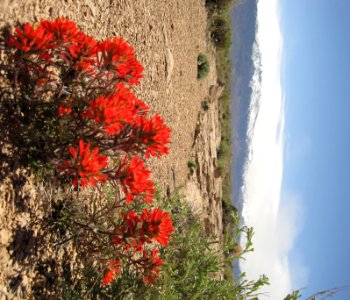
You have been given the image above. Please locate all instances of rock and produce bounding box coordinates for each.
[184,83,224,252]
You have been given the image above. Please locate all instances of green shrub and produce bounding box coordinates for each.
[211,16,231,49]
[197,53,210,80]
[60,190,270,299]
[205,0,237,9]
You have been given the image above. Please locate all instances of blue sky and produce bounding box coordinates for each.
[235,0,350,298]
[281,0,350,297]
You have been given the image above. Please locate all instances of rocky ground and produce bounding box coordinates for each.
[0,0,224,298]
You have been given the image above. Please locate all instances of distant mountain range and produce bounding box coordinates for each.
[230,0,261,213]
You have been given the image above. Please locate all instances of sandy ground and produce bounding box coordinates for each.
[0,0,217,188]
[0,0,223,298]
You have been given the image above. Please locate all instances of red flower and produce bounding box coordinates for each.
[141,208,174,246]
[82,86,142,135]
[102,260,122,286]
[116,156,155,204]
[112,209,174,251]
[115,83,149,115]
[40,18,81,42]
[58,103,72,116]
[6,23,54,56]
[60,139,108,188]
[67,33,98,71]
[124,210,141,236]
[97,38,143,85]
[7,18,99,70]
[142,248,163,285]
[112,211,143,252]
[41,18,98,70]
[128,115,171,158]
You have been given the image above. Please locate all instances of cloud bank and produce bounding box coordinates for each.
[239,0,307,298]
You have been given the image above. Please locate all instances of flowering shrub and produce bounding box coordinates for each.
[3,18,173,287]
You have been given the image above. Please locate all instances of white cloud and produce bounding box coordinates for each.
[240,193,306,299]
[289,249,310,291]
[238,0,308,298]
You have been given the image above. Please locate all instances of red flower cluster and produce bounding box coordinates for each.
[7,17,142,81]
[98,38,143,85]
[59,139,108,188]
[113,208,174,249]
[5,18,173,288]
[6,23,54,53]
[116,156,155,204]
[142,248,163,284]
[58,103,72,116]
[104,209,173,285]
[131,115,171,158]
[141,208,174,246]
[9,19,173,189]
[102,260,123,286]
[82,84,140,135]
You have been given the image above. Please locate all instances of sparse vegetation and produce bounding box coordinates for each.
[187,160,197,174]
[207,0,234,206]
[201,99,210,111]
[197,53,210,80]
[207,0,235,278]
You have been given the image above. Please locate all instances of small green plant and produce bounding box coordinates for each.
[197,53,210,79]
[201,99,210,111]
[187,160,197,174]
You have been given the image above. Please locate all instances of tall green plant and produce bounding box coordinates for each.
[60,190,271,299]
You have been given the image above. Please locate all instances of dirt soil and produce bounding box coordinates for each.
[0,0,224,298]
